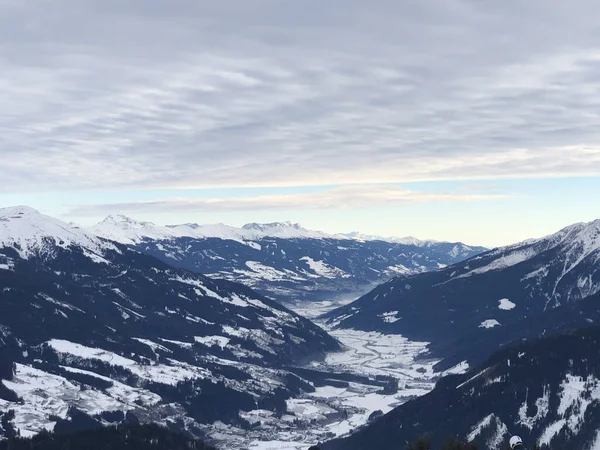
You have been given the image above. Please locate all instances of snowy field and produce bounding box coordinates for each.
[207,300,458,450]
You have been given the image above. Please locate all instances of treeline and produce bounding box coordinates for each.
[407,437,543,450]
[0,423,216,450]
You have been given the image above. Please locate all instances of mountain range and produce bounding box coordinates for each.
[325,219,600,370]
[0,206,339,438]
[91,215,486,304]
[4,204,600,450]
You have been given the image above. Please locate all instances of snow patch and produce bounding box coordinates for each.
[479,319,501,329]
[378,311,401,323]
[194,335,231,349]
[300,256,349,279]
[518,386,550,429]
[498,298,516,310]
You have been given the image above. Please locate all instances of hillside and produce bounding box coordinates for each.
[323,323,600,450]
[92,215,485,303]
[0,206,340,438]
[0,423,216,450]
[326,219,600,368]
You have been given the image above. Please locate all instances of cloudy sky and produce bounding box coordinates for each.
[2,0,600,246]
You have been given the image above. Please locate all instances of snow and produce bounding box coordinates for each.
[160,338,193,349]
[61,366,162,407]
[0,257,14,271]
[590,430,600,450]
[286,398,337,420]
[1,364,130,437]
[440,361,470,376]
[132,338,172,353]
[47,339,212,385]
[0,206,118,261]
[467,413,495,442]
[378,311,401,323]
[538,419,567,447]
[449,245,461,258]
[457,248,538,279]
[299,256,349,279]
[518,385,550,429]
[479,319,501,328]
[92,216,338,244]
[557,374,600,432]
[498,298,516,310]
[245,261,291,281]
[210,324,442,449]
[456,368,490,389]
[247,441,307,450]
[48,339,138,367]
[385,264,413,275]
[313,329,436,380]
[39,293,85,313]
[194,335,231,349]
[534,374,600,447]
[486,416,508,449]
[338,231,438,246]
[172,275,251,307]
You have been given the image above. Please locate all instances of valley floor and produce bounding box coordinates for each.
[203,299,452,450]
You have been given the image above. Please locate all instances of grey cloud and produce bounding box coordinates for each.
[3,1,600,192]
[65,185,509,217]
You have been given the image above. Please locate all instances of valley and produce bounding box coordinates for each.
[201,312,449,450]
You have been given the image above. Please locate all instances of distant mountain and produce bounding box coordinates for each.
[91,216,486,303]
[323,323,600,450]
[0,206,339,438]
[92,216,336,244]
[338,231,437,246]
[326,219,600,369]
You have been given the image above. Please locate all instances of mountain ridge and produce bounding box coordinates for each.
[91,213,474,247]
[323,322,600,450]
[325,217,600,368]
[0,207,341,439]
[89,212,486,303]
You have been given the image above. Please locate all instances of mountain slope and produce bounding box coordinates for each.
[92,216,486,303]
[326,219,600,368]
[0,206,340,438]
[0,423,216,450]
[323,321,600,450]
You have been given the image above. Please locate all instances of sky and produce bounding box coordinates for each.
[2,0,600,247]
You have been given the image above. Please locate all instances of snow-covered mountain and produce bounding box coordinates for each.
[0,206,340,438]
[92,216,336,244]
[338,231,436,246]
[323,322,600,450]
[91,215,486,303]
[326,219,600,369]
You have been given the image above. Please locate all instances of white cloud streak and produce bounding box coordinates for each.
[65,185,508,216]
[2,1,600,192]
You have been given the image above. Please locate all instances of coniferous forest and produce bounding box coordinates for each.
[0,424,216,450]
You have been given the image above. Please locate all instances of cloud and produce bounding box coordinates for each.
[65,185,508,217]
[3,1,600,193]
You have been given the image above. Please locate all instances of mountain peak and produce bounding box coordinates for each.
[101,214,155,227]
[242,221,303,231]
[0,206,115,259]
[0,205,43,218]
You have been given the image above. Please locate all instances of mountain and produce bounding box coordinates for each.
[92,216,335,244]
[325,219,600,369]
[323,322,600,450]
[0,206,340,439]
[0,423,216,450]
[92,216,486,303]
[338,231,437,246]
